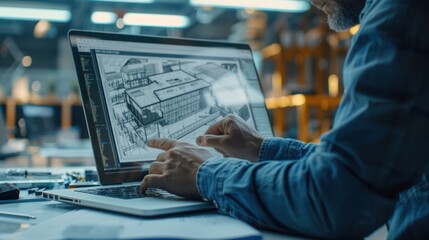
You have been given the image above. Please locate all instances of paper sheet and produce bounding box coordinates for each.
[11,209,262,240]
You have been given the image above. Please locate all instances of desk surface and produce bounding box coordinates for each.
[0,199,388,240]
[0,166,297,239]
[0,200,307,240]
[0,165,387,240]
[0,139,95,168]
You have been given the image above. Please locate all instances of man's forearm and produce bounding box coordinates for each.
[259,138,317,162]
[197,154,396,238]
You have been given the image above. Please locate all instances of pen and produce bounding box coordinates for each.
[0,211,36,219]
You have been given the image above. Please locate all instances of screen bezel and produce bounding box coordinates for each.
[68,29,273,185]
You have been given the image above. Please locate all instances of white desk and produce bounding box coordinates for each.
[39,147,94,167]
[0,200,388,239]
[38,140,94,167]
[0,200,310,240]
[0,166,387,239]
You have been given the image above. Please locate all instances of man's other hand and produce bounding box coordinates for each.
[140,138,213,199]
[196,114,264,162]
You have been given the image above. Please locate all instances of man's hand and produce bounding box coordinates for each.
[140,138,213,199]
[196,114,264,162]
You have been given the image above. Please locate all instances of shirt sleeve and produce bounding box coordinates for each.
[258,138,317,162]
[197,0,429,238]
[197,151,396,239]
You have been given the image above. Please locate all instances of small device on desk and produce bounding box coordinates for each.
[0,183,20,200]
[0,108,26,159]
[0,169,63,189]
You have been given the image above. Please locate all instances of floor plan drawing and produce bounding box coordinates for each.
[94,52,256,162]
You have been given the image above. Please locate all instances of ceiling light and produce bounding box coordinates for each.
[91,11,117,24]
[190,0,311,13]
[21,56,32,67]
[116,18,125,29]
[0,6,71,22]
[88,0,154,3]
[34,20,52,38]
[123,13,190,28]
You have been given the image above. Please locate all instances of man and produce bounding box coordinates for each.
[141,0,429,238]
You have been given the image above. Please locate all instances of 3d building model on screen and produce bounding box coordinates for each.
[121,58,163,89]
[125,70,211,140]
[96,54,254,160]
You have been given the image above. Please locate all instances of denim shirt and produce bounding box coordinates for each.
[197,0,429,238]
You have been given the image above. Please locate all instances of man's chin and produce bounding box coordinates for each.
[327,16,356,32]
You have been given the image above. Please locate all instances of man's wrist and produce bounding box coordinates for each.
[251,136,264,162]
[258,138,274,161]
[196,157,252,214]
[196,156,233,207]
[196,156,220,200]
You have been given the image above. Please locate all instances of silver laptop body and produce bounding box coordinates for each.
[43,183,213,217]
[43,30,273,217]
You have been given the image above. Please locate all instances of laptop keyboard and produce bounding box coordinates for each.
[75,185,180,200]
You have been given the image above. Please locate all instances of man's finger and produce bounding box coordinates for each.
[140,174,167,194]
[149,161,165,175]
[155,152,167,162]
[214,147,227,156]
[147,138,178,151]
[206,115,238,134]
[196,134,225,148]
[204,119,226,135]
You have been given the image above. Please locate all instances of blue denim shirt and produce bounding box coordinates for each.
[197,0,429,238]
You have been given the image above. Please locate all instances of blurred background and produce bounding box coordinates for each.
[0,0,359,166]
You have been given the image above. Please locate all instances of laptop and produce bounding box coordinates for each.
[43,30,274,217]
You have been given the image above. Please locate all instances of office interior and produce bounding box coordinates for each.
[0,0,354,168]
[0,1,387,239]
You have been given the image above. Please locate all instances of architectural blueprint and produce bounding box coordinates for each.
[95,52,256,162]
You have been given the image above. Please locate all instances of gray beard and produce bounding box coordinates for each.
[328,0,366,32]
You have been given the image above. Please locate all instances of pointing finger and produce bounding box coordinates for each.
[147,138,179,151]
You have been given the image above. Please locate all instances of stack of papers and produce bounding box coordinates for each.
[11,209,262,240]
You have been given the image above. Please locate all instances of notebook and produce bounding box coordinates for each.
[43,30,274,217]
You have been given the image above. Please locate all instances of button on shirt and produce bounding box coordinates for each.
[197,0,429,239]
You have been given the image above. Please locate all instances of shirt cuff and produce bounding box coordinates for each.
[196,156,248,213]
[258,137,308,161]
[196,157,224,200]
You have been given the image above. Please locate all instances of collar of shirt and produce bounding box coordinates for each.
[359,0,373,21]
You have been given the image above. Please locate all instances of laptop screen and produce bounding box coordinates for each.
[69,31,273,179]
